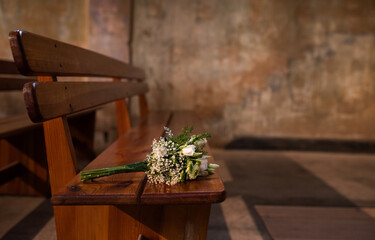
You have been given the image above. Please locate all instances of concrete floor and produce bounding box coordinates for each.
[1,149,375,239]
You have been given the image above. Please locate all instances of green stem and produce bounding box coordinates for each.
[80,161,147,182]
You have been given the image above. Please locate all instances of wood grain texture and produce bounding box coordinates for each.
[44,116,78,195]
[140,111,226,204]
[51,111,171,205]
[9,30,145,79]
[113,78,131,136]
[37,76,78,195]
[0,113,96,197]
[0,76,36,90]
[53,204,210,240]
[108,204,211,240]
[52,111,225,205]
[54,205,110,240]
[23,81,148,122]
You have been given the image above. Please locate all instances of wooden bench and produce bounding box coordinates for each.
[0,59,50,196]
[0,60,95,197]
[10,30,225,240]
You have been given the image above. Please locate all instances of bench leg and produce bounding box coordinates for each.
[54,204,211,240]
[54,206,110,240]
[0,129,49,196]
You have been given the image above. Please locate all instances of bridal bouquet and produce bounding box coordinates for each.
[81,126,219,185]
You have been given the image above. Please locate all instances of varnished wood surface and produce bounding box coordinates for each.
[9,30,145,79]
[0,76,36,90]
[38,76,77,196]
[44,116,78,195]
[0,111,96,196]
[23,81,148,122]
[141,111,226,204]
[108,204,211,240]
[52,111,225,205]
[51,111,171,205]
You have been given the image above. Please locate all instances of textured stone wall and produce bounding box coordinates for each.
[1,0,375,149]
[0,0,130,153]
[89,0,132,152]
[0,0,89,117]
[132,0,375,146]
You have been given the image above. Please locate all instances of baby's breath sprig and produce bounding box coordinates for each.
[80,126,219,185]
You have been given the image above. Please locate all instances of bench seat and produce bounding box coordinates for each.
[52,111,225,205]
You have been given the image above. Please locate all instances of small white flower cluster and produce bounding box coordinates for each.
[145,126,215,186]
[164,126,173,138]
[146,136,184,185]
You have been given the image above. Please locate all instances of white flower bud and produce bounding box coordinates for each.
[195,138,207,146]
[182,145,196,156]
[199,158,208,172]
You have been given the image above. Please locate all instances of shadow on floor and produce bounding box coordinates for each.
[213,149,375,239]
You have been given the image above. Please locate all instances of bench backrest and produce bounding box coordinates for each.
[0,59,36,91]
[9,30,148,194]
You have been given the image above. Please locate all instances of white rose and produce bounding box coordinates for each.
[182,145,196,156]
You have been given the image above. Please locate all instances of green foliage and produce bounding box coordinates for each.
[169,126,211,146]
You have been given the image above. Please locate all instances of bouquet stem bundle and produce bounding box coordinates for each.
[80,162,147,182]
[80,126,219,185]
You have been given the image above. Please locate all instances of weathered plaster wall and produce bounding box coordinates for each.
[89,0,132,152]
[132,0,375,146]
[1,0,374,149]
[0,0,130,152]
[0,0,89,117]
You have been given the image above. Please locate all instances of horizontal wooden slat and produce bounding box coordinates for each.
[0,76,35,90]
[9,30,145,79]
[51,111,171,205]
[140,111,226,204]
[23,81,148,122]
[0,59,21,74]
